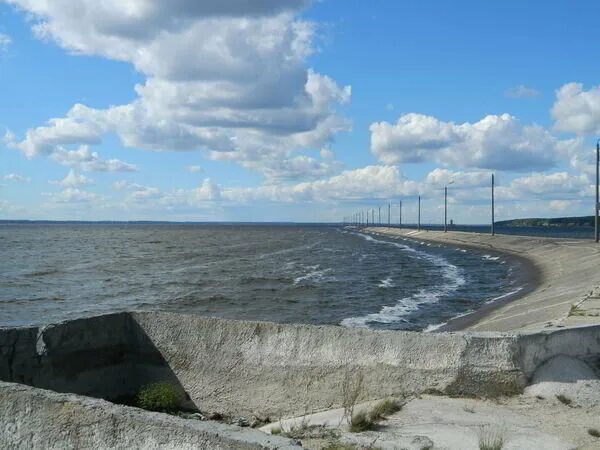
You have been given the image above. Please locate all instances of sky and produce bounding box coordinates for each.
[2,0,600,223]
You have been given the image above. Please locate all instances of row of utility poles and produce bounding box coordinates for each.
[343,139,600,242]
[342,174,496,235]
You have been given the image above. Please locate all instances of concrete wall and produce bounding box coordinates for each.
[2,312,600,421]
[0,381,299,449]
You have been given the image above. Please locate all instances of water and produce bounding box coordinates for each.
[0,223,521,330]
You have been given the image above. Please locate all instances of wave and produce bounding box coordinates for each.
[422,287,524,333]
[377,276,394,288]
[293,265,336,285]
[482,254,500,261]
[341,231,465,328]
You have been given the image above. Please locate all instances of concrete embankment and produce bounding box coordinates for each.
[364,227,600,332]
[0,380,299,450]
[1,312,600,447]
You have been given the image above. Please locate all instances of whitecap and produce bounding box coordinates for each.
[341,231,466,329]
[377,277,394,288]
[293,265,335,285]
[482,254,500,261]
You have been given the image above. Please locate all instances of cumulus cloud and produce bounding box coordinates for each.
[370,113,566,171]
[505,85,539,99]
[49,169,94,187]
[508,172,591,199]
[44,187,99,203]
[221,165,419,203]
[50,145,138,172]
[552,82,600,135]
[6,0,350,179]
[3,173,30,182]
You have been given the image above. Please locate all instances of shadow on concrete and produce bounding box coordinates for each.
[0,312,197,411]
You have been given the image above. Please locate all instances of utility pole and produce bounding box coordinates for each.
[418,196,421,231]
[594,139,600,242]
[491,174,495,236]
[378,206,381,226]
[399,200,402,228]
[444,186,448,233]
[388,203,391,228]
[372,209,375,225]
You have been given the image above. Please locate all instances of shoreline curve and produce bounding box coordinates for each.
[361,227,600,332]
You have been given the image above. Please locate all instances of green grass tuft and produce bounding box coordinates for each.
[368,398,402,421]
[136,382,181,413]
[349,410,377,433]
[478,425,504,450]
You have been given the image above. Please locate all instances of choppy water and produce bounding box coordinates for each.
[0,224,519,330]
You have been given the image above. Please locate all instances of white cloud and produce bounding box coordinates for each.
[3,173,30,182]
[549,200,572,212]
[44,187,99,203]
[49,169,94,187]
[370,113,564,171]
[221,165,418,203]
[508,172,591,199]
[0,33,11,52]
[424,168,491,188]
[186,165,204,173]
[50,145,138,172]
[505,85,539,99]
[552,82,600,135]
[6,0,350,180]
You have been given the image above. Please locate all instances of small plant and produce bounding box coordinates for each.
[368,398,402,421]
[341,369,365,425]
[463,405,475,413]
[270,426,282,435]
[136,382,181,413]
[556,394,572,406]
[349,410,376,433]
[588,428,600,438]
[477,425,504,450]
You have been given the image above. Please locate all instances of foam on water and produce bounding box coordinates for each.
[341,232,466,328]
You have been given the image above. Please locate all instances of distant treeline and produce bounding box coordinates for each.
[496,216,594,227]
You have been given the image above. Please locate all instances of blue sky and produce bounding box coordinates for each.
[2,0,600,223]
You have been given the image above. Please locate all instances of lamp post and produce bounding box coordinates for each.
[399,200,402,228]
[491,173,495,236]
[418,196,421,231]
[594,139,600,242]
[444,181,454,233]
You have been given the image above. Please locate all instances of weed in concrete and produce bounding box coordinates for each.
[477,425,504,450]
[588,428,600,438]
[349,410,377,433]
[270,426,281,435]
[282,423,339,440]
[556,394,573,406]
[368,398,402,421]
[463,406,476,413]
[136,382,181,413]
[341,369,365,426]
